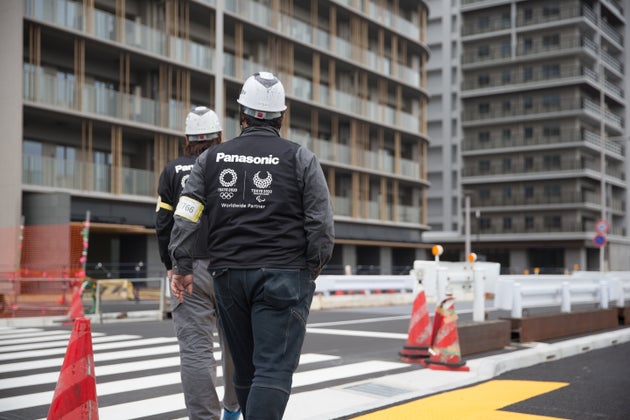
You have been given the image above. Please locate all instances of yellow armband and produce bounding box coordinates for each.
[174,196,204,222]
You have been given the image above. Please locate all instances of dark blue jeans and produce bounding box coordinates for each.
[212,268,315,420]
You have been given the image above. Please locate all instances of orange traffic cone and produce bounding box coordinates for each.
[422,296,469,372]
[47,317,99,419]
[399,286,432,362]
[67,288,85,320]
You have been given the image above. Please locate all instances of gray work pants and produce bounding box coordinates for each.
[172,259,239,419]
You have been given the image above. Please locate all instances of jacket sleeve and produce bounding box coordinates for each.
[155,167,175,270]
[168,152,208,275]
[296,146,335,280]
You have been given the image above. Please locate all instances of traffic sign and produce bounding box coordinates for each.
[593,233,606,248]
[595,219,609,234]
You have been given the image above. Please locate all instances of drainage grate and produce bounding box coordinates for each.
[344,382,408,398]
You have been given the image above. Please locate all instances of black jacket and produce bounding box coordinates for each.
[155,156,209,270]
[169,126,334,279]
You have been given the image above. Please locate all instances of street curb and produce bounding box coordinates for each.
[283,326,630,420]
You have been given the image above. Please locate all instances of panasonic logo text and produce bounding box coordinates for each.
[175,164,194,173]
[216,152,280,165]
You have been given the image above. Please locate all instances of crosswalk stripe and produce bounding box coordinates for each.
[293,360,408,387]
[0,334,140,354]
[93,392,190,420]
[0,337,178,361]
[0,330,76,340]
[0,356,183,390]
[0,343,183,374]
[307,327,408,340]
[0,333,73,346]
[0,327,43,334]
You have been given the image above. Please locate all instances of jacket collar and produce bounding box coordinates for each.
[240,125,280,137]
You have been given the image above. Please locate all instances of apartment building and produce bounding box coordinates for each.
[424,0,464,251]
[458,0,630,272]
[0,0,430,278]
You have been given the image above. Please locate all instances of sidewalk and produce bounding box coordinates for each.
[283,326,630,420]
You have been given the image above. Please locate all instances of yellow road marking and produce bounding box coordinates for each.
[352,380,569,420]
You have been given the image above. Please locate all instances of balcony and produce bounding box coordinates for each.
[463,96,624,130]
[515,5,596,29]
[23,155,155,197]
[287,129,420,179]
[473,220,586,235]
[463,158,624,179]
[462,129,624,154]
[462,65,599,93]
[472,190,600,208]
[23,65,185,131]
[333,196,420,224]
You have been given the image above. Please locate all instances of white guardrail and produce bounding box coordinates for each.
[314,274,416,296]
[317,262,630,321]
[494,271,630,318]
[87,265,630,322]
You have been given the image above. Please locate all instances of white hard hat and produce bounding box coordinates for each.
[185,106,222,141]
[237,71,287,119]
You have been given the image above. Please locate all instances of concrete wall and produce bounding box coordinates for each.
[0,2,23,273]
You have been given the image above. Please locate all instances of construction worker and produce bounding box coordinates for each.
[155,106,241,420]
[169,72,335,419]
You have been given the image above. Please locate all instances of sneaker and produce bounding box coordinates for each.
[222,409,241,420]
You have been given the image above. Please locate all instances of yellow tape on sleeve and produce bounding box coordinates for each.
[174,196,204,222]
[156,196,174,212]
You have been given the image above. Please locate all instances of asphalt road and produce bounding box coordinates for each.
[1,303,629,419]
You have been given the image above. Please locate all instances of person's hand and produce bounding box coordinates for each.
[170,273,193,303]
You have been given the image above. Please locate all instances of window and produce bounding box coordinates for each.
[543,155,561,169]
[543,5,560,17]
[542,64,561,78]
[523,38,533,52]
[479,188,490,200]
[501,40,511,57]
[503,217,512,229]
[543,125,561,137]
[525,216,534,229]
[523,67,533,81]
[523,8,533,21]
[502,12,511,26]
[544,184,561,196]
[502,129,512,141]
[543,94,561,109]
[478,74,490,86]
[478,16,490,30]
[524,185,534,198]
[479,103,490,114]
[543,34,560,47]
[94,150,113,192]
[503,158,512,171]
[544,215,562,229]
[478,45,490,57]
[502,100,511,112]
[479,131,490,142]
[524,127,533,139]
[523,96,533,110]
[524,156,534,170]
[479,218,491,230]
[503,186,512,198]
[502,69,511,83]
[479,160,491,172]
